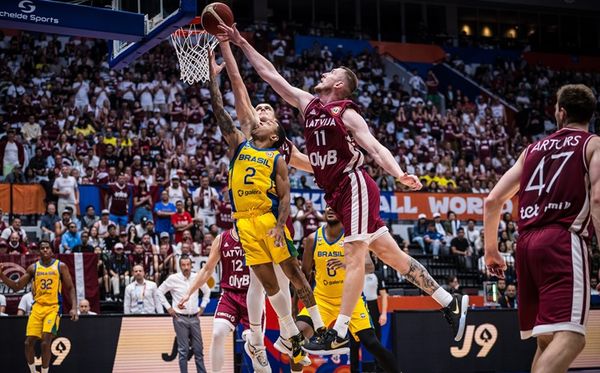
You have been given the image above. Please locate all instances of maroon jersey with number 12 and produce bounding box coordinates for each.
[219,230,250,292]
[518,128,596,235]
[303,98,363,193]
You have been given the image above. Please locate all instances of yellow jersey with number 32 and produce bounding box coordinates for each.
[313,226,345,306]
[33,259,62,307]
[229,140,281,217]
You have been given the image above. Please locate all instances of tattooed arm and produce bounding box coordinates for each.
[208,52,245,152]
[402,257,440,295]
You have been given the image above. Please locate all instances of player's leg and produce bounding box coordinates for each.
[40,332,55,372]
[278,256,325,331]
[370,232,468,340]
[24,336,38,373]
[532,332,585,373]
[531,334,552,371]
[246,268,266,346]
[211,319,233,373]
[356,329,400,373]
[289,319,314,373]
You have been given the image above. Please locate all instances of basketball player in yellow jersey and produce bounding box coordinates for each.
[292,207,399,373]
[0,240,78,373]
[208,53,324,364]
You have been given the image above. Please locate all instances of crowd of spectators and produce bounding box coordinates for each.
[0,24,598,306]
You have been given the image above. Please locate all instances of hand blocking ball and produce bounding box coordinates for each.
[201,2,235,35]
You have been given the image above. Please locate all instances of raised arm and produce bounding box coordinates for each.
[217,24,313,112]
[483,150,525,278]
[0,263,33,291]
[588,137,600,242]
[269,157,291,247]
[177,234,222,309]
[289,144,314,173]
[301,232,316,282]
[208,51,245,150]
[60,262,79,321]
[220,41,258,137]
[342,108,422,190]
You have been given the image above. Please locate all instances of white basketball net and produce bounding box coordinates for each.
[170,23,218,85]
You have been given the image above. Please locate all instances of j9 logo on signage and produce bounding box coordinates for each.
[450,324,497,358]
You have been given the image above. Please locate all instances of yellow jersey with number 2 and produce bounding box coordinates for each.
[229,140,281,218]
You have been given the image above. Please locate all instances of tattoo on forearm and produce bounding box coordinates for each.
[402,258,440,295]
[209,76,236,135]
[295,285,316,308]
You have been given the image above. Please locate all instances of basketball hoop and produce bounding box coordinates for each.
[170,17,219,85]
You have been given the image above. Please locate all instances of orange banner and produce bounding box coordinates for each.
[389,192,518,221]
[0,184,47,215]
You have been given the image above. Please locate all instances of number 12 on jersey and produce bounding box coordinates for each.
[525,151,574,196]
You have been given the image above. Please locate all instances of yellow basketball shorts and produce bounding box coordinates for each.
[26,304,61,338]
[298,295,373,341]
[235,212,297,266]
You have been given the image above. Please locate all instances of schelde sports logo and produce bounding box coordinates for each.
[19,0,36,13]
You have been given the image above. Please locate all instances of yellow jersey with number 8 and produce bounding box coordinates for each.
[229,141,280,217]
[33,259,62,307]
[313,226,345,306]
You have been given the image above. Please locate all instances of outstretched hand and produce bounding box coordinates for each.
[398,174,423,191]
[216,23,244,45]
[208,51,226,79]
[70,308,79,322]
[484,251,507,279]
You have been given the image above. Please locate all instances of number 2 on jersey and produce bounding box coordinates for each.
[232,259,244,272]
[525,151,574,196]
[244,167,256,185]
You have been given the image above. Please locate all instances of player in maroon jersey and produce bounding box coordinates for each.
[484,84,600,373]
[218,24,468,354]
[178,229,256,372]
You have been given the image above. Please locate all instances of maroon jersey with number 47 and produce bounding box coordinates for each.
[518,128,597,235]
[219,230,250,292]
[303,98,364,193]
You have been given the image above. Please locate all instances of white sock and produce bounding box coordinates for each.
[273,264,293,337]
[278,314,300,339]
[42,368,49,373]
[333,314,351,338]
[247,268,266,346]
[307,305,324,330]
[211,321,231,372]
[432,287,453,308]
[28,364,36,373]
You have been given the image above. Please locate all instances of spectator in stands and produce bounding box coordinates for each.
[104,224,119,252]
[193,176,218,227]
[165,176,188,205]
[7,232,27,254]
[444,211,461,239]
[0,293,6,316]
[498,283,517,309]
[78,299,97,315]
[497,278,507,297]
[0,129,25,180]
[73,231,94,253]
[1,217,27,243]
[106,174,130,228]
[93,210,116,239]
[411,213,429,252]
[108,243,131,301]
[441,275,462,295]
[133,199,153,226]
[154,190,176,236]
[82,205,99,229]
[0,209,6,233]
[60,222,81,254]
[124,264,163,314]
[432,212,447,238]
[465,219,481,252]
[17,292,34,315]
[450,228,473,269]
[4,163,25,183]
[52,165,79,215]
[21,115,42,143]
[423,222,446,256]
[409,70,425,92]
[40,202,60,240]
[171,200,193,244]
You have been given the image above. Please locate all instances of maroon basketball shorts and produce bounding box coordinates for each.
[516,227,590,339]
[214,290,249,329]
[325,168,387,243]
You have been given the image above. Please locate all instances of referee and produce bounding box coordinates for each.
[158,255,210,373]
